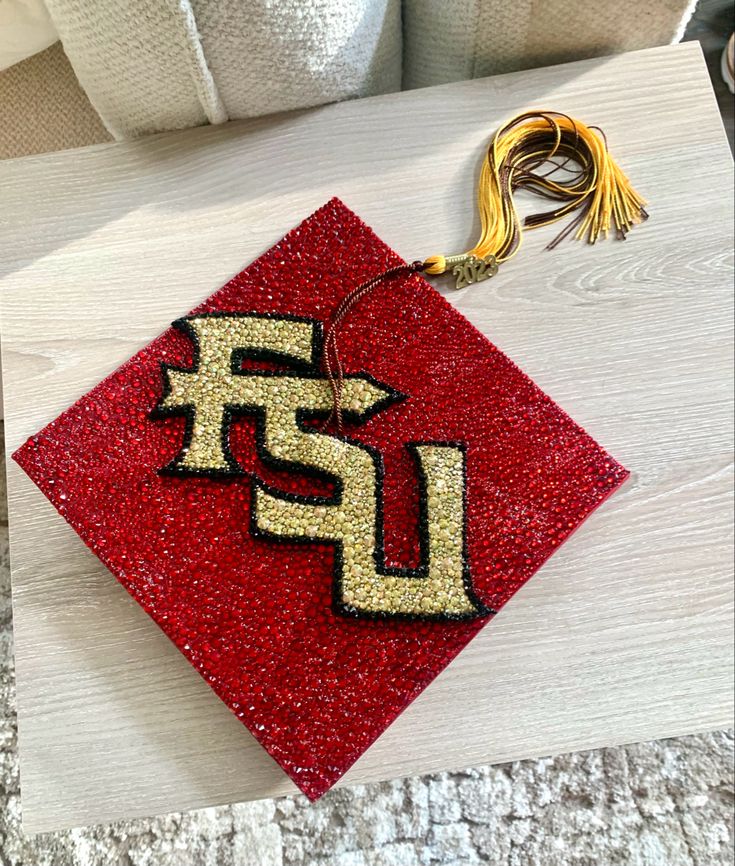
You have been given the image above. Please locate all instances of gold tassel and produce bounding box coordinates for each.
[424,110,648,280]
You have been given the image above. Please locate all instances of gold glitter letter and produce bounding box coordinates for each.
[156,314,489,621]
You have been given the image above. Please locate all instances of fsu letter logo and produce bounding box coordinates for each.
[153,313,490,621]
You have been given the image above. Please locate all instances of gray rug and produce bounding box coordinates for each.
[0,423,733,865]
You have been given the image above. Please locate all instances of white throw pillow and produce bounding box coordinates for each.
[0,0,58,71]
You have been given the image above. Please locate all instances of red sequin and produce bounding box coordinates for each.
[13,198,628,799]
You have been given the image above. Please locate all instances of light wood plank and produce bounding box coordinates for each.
[1,42,733,833]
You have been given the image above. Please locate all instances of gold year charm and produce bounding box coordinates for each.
[445,254,499,289]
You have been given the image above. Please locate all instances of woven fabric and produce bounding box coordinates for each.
[403,0,697,89]
[43,0,226,138]
[191,0,401,119]
[42,0,400,140]
[0,42,109,161]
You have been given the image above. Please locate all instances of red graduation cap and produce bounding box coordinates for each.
[14,198,628,799]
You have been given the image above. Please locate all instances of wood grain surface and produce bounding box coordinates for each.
[1,42,733,834]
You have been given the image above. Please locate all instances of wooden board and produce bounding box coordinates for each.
[1,42,733,834]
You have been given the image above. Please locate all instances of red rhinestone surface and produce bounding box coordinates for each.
[13,198,629,799]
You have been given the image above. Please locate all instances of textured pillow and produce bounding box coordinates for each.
[403,0,697,90]
[42,0,401,139]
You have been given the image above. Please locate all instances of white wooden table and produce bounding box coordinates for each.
[1,42,733,834]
